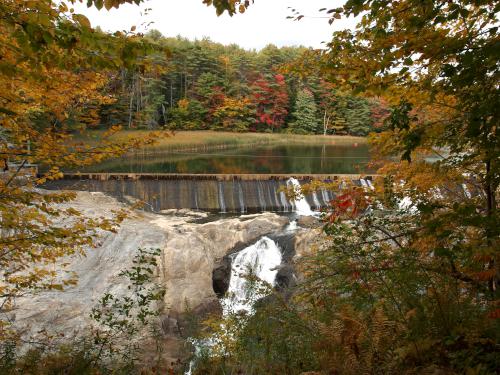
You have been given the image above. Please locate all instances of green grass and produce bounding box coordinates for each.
[78,130,367,154]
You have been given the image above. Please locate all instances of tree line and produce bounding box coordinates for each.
[93,31,389,136]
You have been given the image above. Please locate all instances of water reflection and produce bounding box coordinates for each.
[84,143,373,174]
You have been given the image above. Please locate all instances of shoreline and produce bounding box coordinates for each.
[76,130,368,154]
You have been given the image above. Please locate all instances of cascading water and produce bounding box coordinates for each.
[312,191,321,209]
[360,178,369,190]
[217,182,226,213]
[47,177,375,213]
[223,237,282,315]
[186,236,283,374]
[237,182,246,213]
[256,181,267,211]
[279,191,289,212]
[366,179,375,190]
[195,179,335,374]
[321,188,330,206]
[287,178,314,216]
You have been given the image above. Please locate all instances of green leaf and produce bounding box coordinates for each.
[403,57,413,65]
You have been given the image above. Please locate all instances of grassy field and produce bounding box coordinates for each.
[80,130,367,153]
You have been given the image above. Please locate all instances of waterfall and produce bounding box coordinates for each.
[217,182,226,213]
[186,236,283,374]
[366,179,375,190]
[312,191,321,209]
[257,181,266,211]
[279,191,289,212]
[268,183,279,212]
[287,178,314,216]
[46,177,370,212]
[321,188,330,206]
[238,182,247,213]
[360,178,369,190]
[237,182,246,213]
[223,237,282,315]
[194,189,199,210]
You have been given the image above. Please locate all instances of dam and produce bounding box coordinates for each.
[43,141,377,213]
[45,173,378,213]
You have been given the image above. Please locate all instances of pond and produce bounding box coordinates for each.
[83,142,373,174]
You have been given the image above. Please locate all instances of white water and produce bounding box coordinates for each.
[256,182,267,210]
[238,183,246,213]
[223,237,282,315]
[287,178,314,216]
[279,191,290,212]
[186,236,283,374]
[311,191,321,209]
[321,188,330,205]
[366,179,375,190]
[360,178,369,190]
[217,182,226,213]
[285,220,298,232]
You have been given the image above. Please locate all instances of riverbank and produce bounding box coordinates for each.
[77,130,367,154]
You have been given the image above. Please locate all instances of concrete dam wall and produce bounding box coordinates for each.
[45,174,376,213]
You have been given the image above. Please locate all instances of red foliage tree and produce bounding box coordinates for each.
[251,74,289,131]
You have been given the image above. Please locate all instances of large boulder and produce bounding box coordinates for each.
[297,215,322,229]
[294,227,326,260]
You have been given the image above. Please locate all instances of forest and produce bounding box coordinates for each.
[0,0,498,374]
[67,32,389,136]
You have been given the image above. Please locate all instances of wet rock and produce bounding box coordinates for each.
[275,264,297,291]
[294,227,326,259]
[212,257,232,298]
[297,215,321,229]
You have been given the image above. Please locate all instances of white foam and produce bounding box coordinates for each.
[223,237,282,315]
[287,178,314,216]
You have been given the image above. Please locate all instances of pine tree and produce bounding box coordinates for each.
[289,88,320,134]
[342,96,373,136]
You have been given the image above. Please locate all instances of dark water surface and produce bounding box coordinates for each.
[84,143,373,174]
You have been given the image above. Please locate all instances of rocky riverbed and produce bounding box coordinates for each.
[10,191,316,364]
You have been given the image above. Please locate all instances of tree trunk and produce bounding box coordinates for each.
[323,110,331,136]
[128,80,134,129]
[170,78,173,109]
[484,158,498,293]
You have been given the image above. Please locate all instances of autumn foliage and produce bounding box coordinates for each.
[0,0,162,339]
[251,74,289,131]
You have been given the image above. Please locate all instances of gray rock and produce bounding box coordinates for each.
[297,215,321,228]
[10,191,289,345]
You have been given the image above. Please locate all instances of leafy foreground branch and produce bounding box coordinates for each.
[0,248,169,374]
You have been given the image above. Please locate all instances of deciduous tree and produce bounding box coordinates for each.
[0,0,162,333]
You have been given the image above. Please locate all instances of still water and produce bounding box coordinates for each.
[84,142,372,174]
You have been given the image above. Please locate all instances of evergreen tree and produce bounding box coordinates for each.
[341,96,373,136]
[289,88,320,134]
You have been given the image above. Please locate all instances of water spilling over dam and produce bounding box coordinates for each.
[44,174,376,213]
